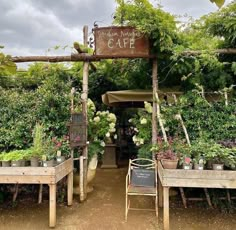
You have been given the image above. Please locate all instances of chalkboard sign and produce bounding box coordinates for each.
[130,168,155,187]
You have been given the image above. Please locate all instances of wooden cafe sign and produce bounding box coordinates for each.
[93,26,150,58]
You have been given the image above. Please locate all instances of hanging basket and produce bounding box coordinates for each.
[69,123,87,147]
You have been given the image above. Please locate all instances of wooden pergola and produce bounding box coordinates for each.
[10,25,236,202]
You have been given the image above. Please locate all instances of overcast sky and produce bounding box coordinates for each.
[0,0,234,68]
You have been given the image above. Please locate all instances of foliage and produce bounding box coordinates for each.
[0,87,37,151]
[0,150,25,161]
[114,0,179,53]
[32,123,45,157]
[0,49,16,75]
[51,135,70,157]
[203,2,236,48]
[0,63,72,151]
[129,89,235,161]
[87,99,117,159]
[162,91,236,141]
[203,141,236,168]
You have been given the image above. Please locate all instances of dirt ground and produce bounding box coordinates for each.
[1,166,236,230]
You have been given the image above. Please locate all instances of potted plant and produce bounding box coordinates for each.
[30,123,45,167]
[204,142,231,170]
[174,143,193,170]
[189,141,206,170]
[0,150,24,167]
[1,152,11,167]
[52,136,71,164]
[155,137,179,169]
[42,138,56,167]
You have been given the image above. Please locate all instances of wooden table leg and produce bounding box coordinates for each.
[158,179,163,207]
[163,187,170,230]
[49,184,56,228]
[67,171,73,206]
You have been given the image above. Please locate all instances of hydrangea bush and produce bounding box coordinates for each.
[87,99,117,159]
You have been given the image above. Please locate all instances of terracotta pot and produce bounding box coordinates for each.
[161,159,178,169]
[212,163,224,170]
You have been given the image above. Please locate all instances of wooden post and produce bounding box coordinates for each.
[158,178,163,207]
[67,171,73,206]
[38,184,43,204]
[13,184,19,202]
[49,184,56,228]
[163,187,170,230]
[152,58,158,159]
[80,25,89,201]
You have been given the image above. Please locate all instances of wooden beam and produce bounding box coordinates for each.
[11,54,99,63]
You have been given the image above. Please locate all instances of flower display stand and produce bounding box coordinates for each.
[158,161,236,230]
[0,158,73,228]
[101,144,118,168]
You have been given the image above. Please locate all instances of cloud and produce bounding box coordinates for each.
[0,0,116,58]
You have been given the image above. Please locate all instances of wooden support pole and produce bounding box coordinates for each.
[152,58,158,159]
[80,25,89,202]
[158,178,163,207]
[179,188,187,208]
[79,153,84,201]
[49,184,56,228]
[163,187,170,230]
[38,184,43,204]
[13,184,19,202]
[67,171,73,206]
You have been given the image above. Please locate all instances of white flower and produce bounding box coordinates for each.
[144,101,152,113]
[174,114,181,120]
[132,135,137,142]
[114,134,117,139]
[100,141,105,147]
[140,138,144,145]
[134,128,139,132]
[107,113,117,122]
[109,123,115,129]
[87,99,95,112]
[128,118,132,123]
[105,132,110,138]
[109,128,116,133]
[140,118,147,124]
[165,127,169,132]
[94,116,100,122]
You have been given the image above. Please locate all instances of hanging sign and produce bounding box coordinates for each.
[94,26,150,58]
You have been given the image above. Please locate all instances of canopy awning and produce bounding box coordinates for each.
[102,89,182,107]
